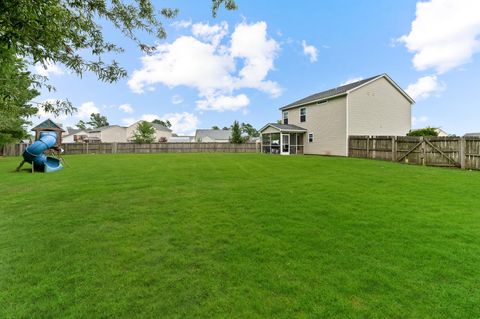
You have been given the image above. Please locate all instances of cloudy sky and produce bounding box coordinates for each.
[36,0,480,135]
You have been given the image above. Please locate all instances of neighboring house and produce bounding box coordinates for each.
[88,125,128,143]
[63,127,89,143]
[169,136,195,143]
[126,121,172,142]
[62,121,172,143]
[464,133,480,138]
[434,128,449,137]
[195,129,232,142]
[260,74,414,156]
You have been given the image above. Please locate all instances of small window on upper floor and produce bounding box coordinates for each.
[283,111,288,125]
[300,107,306,122]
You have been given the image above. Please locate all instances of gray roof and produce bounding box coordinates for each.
[464,133,480,137]
[260,123,307,133]
[195,129,232,141]
[280,75,382,110]
[65,127,81,135]
[150,122,172,132]
[87,125,124,133]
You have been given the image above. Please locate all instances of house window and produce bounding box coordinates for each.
[308,133,314,143]
[283,111,288,124]
[300,107,306,122]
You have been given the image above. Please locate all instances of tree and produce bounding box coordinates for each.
[407,127,439,137]
[240,122,259,138]
[212,126,220,130]
[230,121,244,144]
[0,47,73,145]
[0,1,236,142]
[76,113,109,130]
[0,0,237,83]
[222,127,229,130]
[76,120,88,130]
[88,113,109,128]
[131,121,156,143]
[152,119,172,128]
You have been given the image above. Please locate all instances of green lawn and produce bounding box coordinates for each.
[1,153,480,318]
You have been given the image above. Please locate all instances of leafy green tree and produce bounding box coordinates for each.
[76,113,109,130]
[131,121,156,143]
[88,113,109,128]
[230,121,244,144]
[222,127,229,130]
[212,126,220,130]
[407,127,439,137]
[152,119,172,128]
[240,122,259,137]
[0,0,236,142]
[0,0,237,83]
[0,47,73,145]
[76,120,88,130]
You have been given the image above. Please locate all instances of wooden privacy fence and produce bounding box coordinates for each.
[1,142,260,157]
[349,135,480,170]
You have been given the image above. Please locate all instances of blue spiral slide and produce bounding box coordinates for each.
[22,132,63,173]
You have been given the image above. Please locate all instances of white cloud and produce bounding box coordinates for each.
[301,40,318,63]
[164,112,199,135]
[230,21,281,96]
[76,101,99,118]
[171,95,184,105]
[192,21,228,47]
[128,20,281,112]
[340,77,364,86]
[412,115,429,127]
[140,114,160,122]
[399,0,480,73]
[171,20,192,29]
[405,75,446,100]
[34,62,64,77]
[196,93,250,112]
[34,100,98,129]
[118,103,134,113]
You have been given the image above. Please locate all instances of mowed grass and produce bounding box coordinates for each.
[1,153,480,318]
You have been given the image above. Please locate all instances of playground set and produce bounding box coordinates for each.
[16,119,66,173]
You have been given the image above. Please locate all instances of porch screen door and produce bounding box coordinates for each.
[281,134,290,155]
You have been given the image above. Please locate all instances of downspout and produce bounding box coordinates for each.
[345,94,349,156]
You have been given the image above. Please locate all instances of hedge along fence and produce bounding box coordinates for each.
[349,135,480,170]
[1,142,260,157]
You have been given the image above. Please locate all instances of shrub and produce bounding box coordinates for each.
[407,127,439,137]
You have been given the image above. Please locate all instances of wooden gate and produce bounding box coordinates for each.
[395,136,460,167]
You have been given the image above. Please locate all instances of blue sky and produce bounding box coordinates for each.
[36,0,480,135]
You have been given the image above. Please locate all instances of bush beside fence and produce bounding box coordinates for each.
[349,135,480,170]
[1,142,260,157]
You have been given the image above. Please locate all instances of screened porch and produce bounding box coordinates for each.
[259,123,307,155]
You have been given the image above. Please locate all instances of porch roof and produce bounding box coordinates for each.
[260,123,307,133]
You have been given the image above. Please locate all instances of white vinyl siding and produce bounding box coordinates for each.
[348,77,411,136]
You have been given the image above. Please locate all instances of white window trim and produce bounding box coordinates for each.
[299,107,306,122]
[308,132,314,143]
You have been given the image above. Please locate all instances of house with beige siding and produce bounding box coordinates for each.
[64,121,172,143]
[126,121,172,142]
[260,74,414,156]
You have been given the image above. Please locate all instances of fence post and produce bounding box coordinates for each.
[460,137,466,169]
[391,136,396,162]
[366,136,370,158]
[421,136,426,166]
[112,142,117,154]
